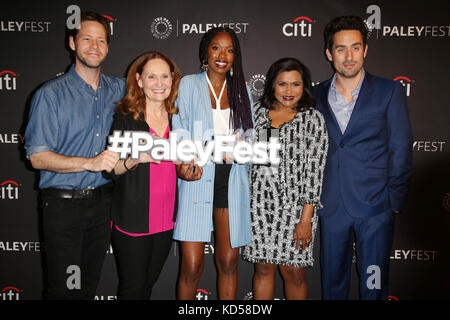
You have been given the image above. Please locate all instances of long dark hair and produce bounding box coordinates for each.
[260,57,315,111]
[199,27,253,131]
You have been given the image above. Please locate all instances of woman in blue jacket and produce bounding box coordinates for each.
[172,26,254,300]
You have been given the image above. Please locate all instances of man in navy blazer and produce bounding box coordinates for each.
[313,16,413,299]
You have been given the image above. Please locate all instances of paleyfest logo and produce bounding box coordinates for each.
[149,17,249,39]
[282,16,314,37]
[365,5,450,38]
[107,126,281,167]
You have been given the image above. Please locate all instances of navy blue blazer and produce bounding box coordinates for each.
[313,72,413,218]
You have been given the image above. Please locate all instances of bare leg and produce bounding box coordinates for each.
[177,241,205,300]
[279,265,308,300]
[253,262,277,300]
[213,207,239,300]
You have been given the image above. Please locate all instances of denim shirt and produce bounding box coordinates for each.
[24,65,125,190]
[328,69,365,134]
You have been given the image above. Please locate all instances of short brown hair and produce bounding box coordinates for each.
[116,51,180,120]
[68,11,111,44]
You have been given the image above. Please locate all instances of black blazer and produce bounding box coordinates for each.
[103,112,176,234]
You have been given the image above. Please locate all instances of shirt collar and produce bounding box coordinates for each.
[68,64,107,91]
[330,68,365,97]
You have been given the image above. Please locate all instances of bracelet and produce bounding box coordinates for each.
[123,157,137,171]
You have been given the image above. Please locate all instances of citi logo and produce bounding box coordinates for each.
[195,288,210,300]
[1,287,21,300]
[393,76,413,97]
[0,70,17,90]
[0,180,20,200]
[102,14,115,36]
[282,16,313,37]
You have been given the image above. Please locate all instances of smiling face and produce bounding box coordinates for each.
[273,70,304,109]
[136,58,173,106]
[326,30,367,79]
[206,31,234,76]
[69,20,109,69]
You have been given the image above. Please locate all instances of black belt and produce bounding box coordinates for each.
[42,182,114,200]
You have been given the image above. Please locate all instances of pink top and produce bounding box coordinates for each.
[115,124,176,236]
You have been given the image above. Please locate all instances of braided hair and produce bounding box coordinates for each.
[199,27,253,131]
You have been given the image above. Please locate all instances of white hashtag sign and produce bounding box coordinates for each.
[107,130,133,159]
[107,130,281,166]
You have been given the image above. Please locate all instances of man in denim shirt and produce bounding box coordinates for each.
[24,12,124,299]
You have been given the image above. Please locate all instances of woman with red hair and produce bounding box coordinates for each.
[103,51,181,299]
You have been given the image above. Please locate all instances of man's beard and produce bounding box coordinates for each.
[76,51,106,69]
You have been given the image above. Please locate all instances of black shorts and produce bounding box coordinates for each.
[213,163,232,208]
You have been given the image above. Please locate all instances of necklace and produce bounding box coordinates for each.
[205,73,226,110]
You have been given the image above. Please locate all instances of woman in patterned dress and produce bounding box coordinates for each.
[242,57,328,300]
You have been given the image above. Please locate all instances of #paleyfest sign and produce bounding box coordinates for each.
[108,128,281,167]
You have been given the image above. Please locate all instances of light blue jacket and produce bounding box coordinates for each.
[172,72,254,248]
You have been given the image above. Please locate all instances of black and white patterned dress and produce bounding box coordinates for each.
[242,105,328,267]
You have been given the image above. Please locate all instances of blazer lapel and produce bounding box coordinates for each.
[342,72,375,138]
[318,79,343,141]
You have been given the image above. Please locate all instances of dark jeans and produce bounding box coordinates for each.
[111,227,173,300]
[41,192,112,300]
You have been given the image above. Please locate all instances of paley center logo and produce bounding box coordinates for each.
[0,180,20,200]
[150,17,249,39]
[282,16,314,37]
[393,76,413,97]
[0,70,18,91]
[365,5,450,38]
[247,74,266,98]
[150,17,173,39]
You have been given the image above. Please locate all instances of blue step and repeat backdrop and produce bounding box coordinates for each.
[1,0,449,300]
